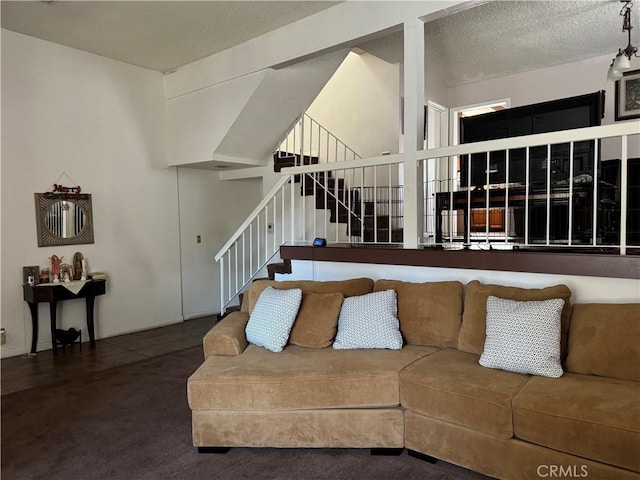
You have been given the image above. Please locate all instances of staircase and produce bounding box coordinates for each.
[215,113,405,312]
[273,152,404,243]
[274,152,355,228]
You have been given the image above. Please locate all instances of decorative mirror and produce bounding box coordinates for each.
[35,185,94,247]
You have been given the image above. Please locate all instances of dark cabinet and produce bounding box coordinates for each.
[454,91,624,246]
[460,91,605,189]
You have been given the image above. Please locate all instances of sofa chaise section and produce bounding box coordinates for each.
[188,276,464,450]
[189,344,437,412]
[188,344,437,448]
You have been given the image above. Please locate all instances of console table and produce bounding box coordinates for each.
[23,279,106,355]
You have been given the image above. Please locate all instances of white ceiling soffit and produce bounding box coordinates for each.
[0,1,341,73]
[215,49,350,166]
[358,0,636,87]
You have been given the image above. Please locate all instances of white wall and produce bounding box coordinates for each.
[308,51,400,158]
[446,53,640,161]
[177,168,261,319]
[448,54,617,125]
[283,260,640,304]
[1,30,182,358]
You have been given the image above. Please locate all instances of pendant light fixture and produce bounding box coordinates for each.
[607,0,639,80]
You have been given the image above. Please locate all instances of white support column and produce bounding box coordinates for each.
[403,19,425,249]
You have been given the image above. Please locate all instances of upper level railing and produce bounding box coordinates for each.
[417,122,639,253]
[215,120,639,310]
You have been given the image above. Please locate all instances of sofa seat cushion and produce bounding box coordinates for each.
[188,344,436,411]
[400,348,530,439]
[513,373,640,473]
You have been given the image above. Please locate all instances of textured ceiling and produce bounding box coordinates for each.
[361,0,639,86]
[426,0,637,87]
[0,1,340,72]
[1,0,637,84]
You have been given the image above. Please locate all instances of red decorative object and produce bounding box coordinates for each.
[44,184,90,200]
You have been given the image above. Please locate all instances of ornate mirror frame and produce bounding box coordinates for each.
[34,192,95,247]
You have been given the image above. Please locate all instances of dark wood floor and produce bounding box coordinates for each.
[1,316,215,396]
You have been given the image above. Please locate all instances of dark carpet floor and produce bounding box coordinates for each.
[1,346,491,480]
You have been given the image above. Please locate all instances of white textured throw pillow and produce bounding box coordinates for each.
[333,289,403,350]
[245,286,302,353]
[479,296,564,378]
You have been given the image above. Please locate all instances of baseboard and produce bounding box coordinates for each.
[183,311,219,321]
[0,345,26,359]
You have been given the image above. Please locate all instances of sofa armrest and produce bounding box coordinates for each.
[203,311,249,358]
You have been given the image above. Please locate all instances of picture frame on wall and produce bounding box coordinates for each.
[22,265,40,286]
[615,68,640,121]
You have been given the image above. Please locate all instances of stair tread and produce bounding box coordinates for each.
[266,259,292,280]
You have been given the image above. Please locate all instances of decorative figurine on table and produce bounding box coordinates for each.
[81,258,88,281]
[39,268,50,284]
[60,264,73,283]
[50,255,63,283]
[72,252,84,280]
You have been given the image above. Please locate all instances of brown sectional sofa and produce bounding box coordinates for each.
[187,277,640,480]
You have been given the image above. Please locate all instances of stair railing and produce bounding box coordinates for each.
[276,113,360,165]
[302,171,364,237]
[283,154,405,246]
[272,113,360,254]
[349,185,404,243]
[215,152,406,311]
[215,175,290,311]
[275,113,363,241]
[216,112,371,310]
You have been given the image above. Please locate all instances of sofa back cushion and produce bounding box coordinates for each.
[565,303,640,382]
[374,279,463,348]
[246,278,374,314]
[458,280,572,359]
[288,292,344,348]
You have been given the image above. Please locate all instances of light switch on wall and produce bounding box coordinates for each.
[196,235,201,243]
